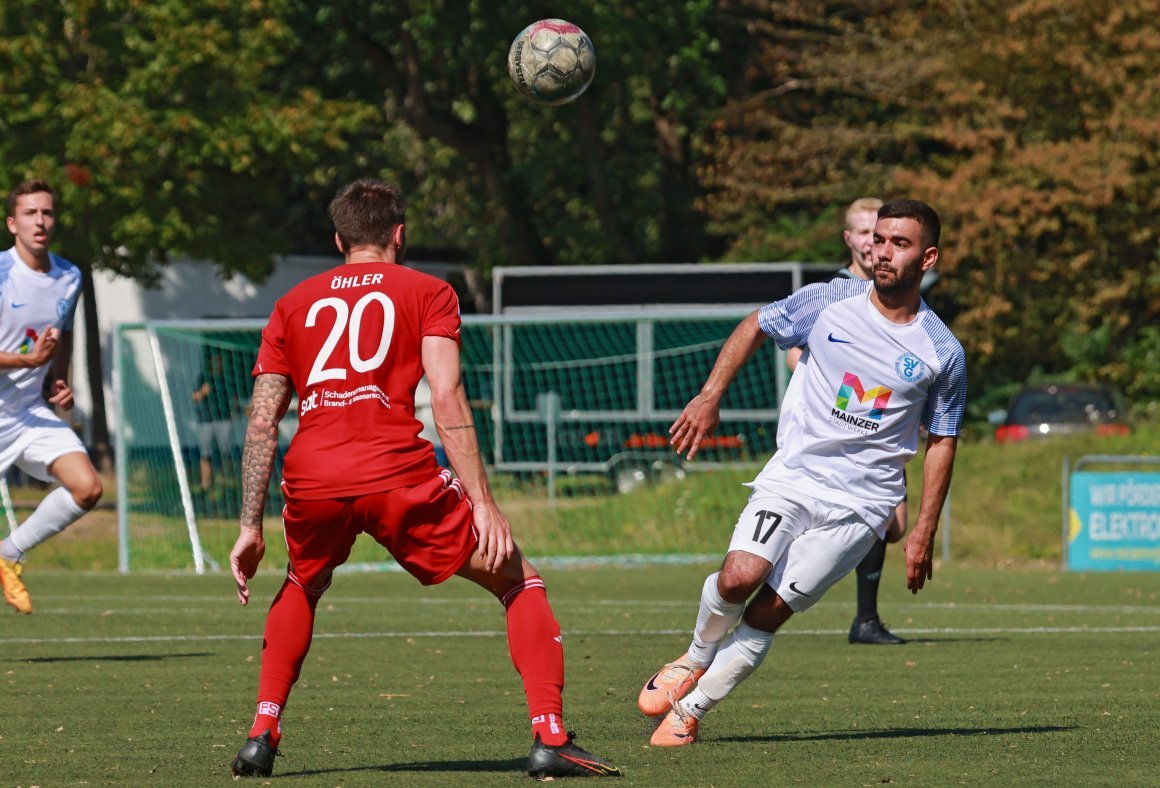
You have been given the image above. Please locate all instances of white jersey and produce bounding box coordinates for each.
[757,279,966,532]
[0,248,82,441]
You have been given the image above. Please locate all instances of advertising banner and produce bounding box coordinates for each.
[1068,471,1160,571]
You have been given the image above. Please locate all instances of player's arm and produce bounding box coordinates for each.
[422,334,514,574]
[0,325,59,370]
[670,310,767,460]
[230,372,292,604]
[905,432,957,594]
[45,329,75,409]
[49,329,72,382]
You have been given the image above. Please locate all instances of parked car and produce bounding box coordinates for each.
[992,383,1129,443]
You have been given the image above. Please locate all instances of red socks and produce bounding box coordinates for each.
[502,576,568,746]
[248,578,321,746]
[249,701,283,748]
[247,575,568,748]
[531,713,568,747]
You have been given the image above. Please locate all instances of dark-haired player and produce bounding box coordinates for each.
[790,197,911,645]
[640,199,965,746]
[229,179,620,778]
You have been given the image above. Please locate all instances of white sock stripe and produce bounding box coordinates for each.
[286,572,329,597]
[501,577,546,606]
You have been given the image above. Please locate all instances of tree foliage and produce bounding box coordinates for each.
[705,0,1160,404]
[0,0,371,281]
[0,0,371,464]
[280,0,743,270]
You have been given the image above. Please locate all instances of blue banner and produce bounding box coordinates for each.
[1068,471,1160,571]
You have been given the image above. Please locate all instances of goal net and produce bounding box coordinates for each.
[114,311,788,571]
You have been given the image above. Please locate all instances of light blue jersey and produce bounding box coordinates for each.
[0,248,82,440]
[756,279,966,531]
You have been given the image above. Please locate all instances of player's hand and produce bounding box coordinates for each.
[229,527,266,605]
[26,326,59,367]
[669,393,721,460]
[47,380,74,410]
[904,527,935,594]
[472,502,514,574]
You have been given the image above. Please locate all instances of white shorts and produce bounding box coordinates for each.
[0,420,88,483]
[727,484,888,612]
[194,419,233,459]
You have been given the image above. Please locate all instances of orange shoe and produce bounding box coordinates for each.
[0,557,31,614]
[638,652,705,716]
[649,701,699,747]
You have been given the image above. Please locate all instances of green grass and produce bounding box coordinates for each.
[3,563,1158,785]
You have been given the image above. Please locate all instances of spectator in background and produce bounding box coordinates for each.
[191,351,236,493]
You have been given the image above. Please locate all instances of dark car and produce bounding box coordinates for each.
[993,383,1129,443]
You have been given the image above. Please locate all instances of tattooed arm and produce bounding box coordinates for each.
[229,373,293,605]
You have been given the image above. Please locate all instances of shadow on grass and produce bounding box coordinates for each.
[278,757,527,777]
[16,652,215,663]
[897,637,1010,644]
[722,724,1074,744]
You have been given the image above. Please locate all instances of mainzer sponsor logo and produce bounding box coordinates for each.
[834,372,892,420]
[830,371,891,434]
[829,407,882,433]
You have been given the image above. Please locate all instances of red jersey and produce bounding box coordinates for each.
[254,262,460,499]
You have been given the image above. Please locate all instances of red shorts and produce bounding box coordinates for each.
[281,470,477,589]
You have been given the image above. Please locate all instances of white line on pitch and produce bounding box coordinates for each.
[25,595,1160,616]
[3,624,1160,646]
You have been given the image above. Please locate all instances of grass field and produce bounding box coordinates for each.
[3,562,1158,785]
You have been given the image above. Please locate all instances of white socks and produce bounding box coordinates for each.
[687,572,745,668]
[1,487,87,560]
[681,622,774,718]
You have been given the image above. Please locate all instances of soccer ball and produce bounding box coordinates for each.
[507,19,596,106]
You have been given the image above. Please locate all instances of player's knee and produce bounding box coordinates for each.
[716,567,763,604]
[73,475,103,510]
[718,551,770,603]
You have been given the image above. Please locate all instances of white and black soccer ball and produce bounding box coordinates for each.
[507,19,596,106]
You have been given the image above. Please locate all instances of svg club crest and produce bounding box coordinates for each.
[56,298,69,320]
[895,352,926,382]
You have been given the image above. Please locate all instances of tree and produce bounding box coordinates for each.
[0,0,372,465]
[281,0,744,270]
[702,0,1160,405]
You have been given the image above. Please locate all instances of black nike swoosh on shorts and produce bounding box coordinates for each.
[787,581,812,597]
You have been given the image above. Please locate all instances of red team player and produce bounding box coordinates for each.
[228,179,621,779]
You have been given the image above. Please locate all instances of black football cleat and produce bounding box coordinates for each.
[849,616,907,645]
[231,729,280,778]
[527,732,622,778]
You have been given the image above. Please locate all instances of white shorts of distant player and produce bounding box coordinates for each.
[194,420,234,462]
[0,421,87,483]
[727,484,893,612]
